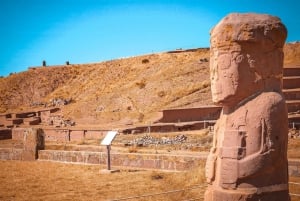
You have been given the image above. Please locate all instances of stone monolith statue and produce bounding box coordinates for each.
[204,13,290,201]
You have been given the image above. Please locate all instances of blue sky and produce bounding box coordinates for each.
[0,0,299,76]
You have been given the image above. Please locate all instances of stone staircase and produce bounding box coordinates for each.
[283,65,300,129]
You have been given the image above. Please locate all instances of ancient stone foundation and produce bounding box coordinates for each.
[204,13,290,201]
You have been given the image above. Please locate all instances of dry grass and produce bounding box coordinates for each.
[0,132,299,201]
[0,160,299,201]
[0,160,206,201]
[284,42,300,66]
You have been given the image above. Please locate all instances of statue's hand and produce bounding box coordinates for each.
[221,159,238,189]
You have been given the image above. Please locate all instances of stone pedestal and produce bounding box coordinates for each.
[205,187,289,201]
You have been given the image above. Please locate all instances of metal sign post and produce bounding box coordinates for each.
[107,145,111,170]
[100,131,118,172]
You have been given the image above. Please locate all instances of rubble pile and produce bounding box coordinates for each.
[126,134,187,146]
[289,129,300,139]
[30,98,73,108]
[48,115,75,127]
[47,98,73,107]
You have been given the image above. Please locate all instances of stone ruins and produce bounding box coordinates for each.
[204,13,290,201]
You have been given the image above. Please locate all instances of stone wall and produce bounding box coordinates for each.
[0,148,23,160]
[69,130,85,141]
[85,130,106,139]
[0,114,10,122]
[22,128,43,161]
[157,106,222,123]
[42,128,106,142]
[0,148,300,175]
[39,108,60,124]
[39,150,300,177]
[289,159,300,176]
[43,129,69,142]
[12,128,26,140]
[23,117,41,125]
[36,150,300,175]
[38,150,206,171]
[9,128,44,161]
[12,128,107,143]
[15,112,36,119]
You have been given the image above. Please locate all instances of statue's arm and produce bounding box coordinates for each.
[221,97,288,187]
[221,119,279,188]
[238,147,277,179]
[238,100,288,179]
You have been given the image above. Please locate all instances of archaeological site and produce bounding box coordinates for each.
[0,12,300,201]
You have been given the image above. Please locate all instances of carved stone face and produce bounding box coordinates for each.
[210,44,257,106]
[209,13,287,107]
[210,50,237,105]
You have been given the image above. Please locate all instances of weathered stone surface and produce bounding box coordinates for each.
[22,128,44,161]
[0,148,23,160]
[204,13,290,201]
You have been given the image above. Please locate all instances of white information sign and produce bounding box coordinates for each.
[101,131,118,146]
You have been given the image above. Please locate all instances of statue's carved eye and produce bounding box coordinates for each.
[218,54,231,70]
[246,54,256,68]
[235,55,244,64]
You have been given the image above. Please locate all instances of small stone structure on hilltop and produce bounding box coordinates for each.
[204,13,290,201]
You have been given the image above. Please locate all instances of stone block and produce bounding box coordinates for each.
[21,128,44,161]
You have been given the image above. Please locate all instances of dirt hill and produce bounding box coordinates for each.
[0,42,299,126]
[0,66,81,112]
[284,42,300,66]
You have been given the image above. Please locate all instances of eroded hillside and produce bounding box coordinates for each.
[0,66,82,112]
[1,42,299,126]
[0,48,212,125]
[48,49,212,125]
